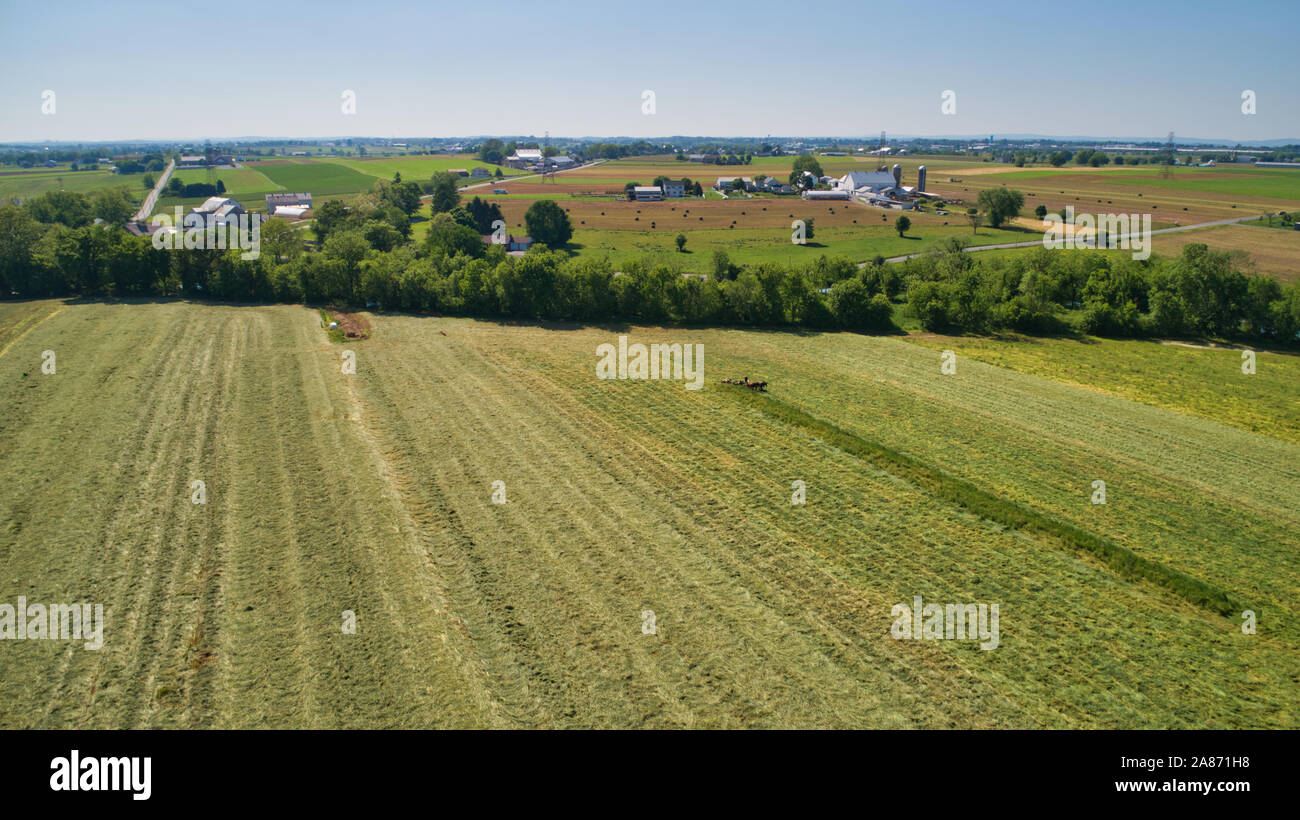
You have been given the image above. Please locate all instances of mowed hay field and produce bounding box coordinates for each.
[1150,224,1300,283]
[0,301,1296,728]
[925,164,1300,229]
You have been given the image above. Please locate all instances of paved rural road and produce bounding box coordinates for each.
[875,213,1270,264]
[133,159,175,223]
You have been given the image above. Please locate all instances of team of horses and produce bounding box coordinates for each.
[722,376,768,391]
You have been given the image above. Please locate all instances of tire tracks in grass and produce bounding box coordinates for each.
[0,301,64,362]
[25,305,195,727]
[215,312,328,727]
[729,333,1299,626]
[459,332,1002,727]
[357,338,569,725]
[337,331,507,727]
[283,314,493,727]
[494,327,1283,726]
[724,386,1253,618]
[114,311,233,726]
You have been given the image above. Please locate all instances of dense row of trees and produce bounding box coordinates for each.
[2,187,1297,347]
[899,241,1300,341]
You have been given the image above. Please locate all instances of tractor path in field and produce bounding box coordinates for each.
[877,213,1269,263]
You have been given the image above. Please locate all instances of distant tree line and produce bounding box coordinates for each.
[1,188,1297,347]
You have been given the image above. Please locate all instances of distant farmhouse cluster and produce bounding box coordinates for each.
[707,164,936,210]
[178,153,238,168]
[504,147,577,172]
[631,178,699,201]
[823,165,934,209]
[714,176,796,195]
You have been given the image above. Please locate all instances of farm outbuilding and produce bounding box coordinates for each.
[266,192,313,215]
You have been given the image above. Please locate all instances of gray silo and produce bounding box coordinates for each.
[892,164,902,186]
[917,165,927,192]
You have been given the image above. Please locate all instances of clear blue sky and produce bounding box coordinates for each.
[1,0,1296,142]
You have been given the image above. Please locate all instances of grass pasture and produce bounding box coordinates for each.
[247,158,382,196]
[326,155,529,181]
[0,167,145,200]
[0,300,1294,728]
[169,166,283,196]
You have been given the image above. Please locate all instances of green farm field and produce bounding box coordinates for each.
[248,159,381,196]
[325,155,530,180]
[0,168,144,200]
[169,166,282,196]
[0,300,1294,728]
[564,224,1029,270]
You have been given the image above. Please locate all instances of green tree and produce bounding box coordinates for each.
[976,187,1024,228]
[675,233,687,252]
[894,214,911,237]
[425,213,484,259]
[25,190,93,227]
[0,205,44,295]
[447,207,478,231]
[791,154,824,178]
[428,171,461,214]
[260,216,303,262]
[711,249,733,281]
[91,188,135,226]
[1034,204,1048,221]
[322,229,370,299]
[478,139,505,165]
[380,180,423,215]
[312,200,351,247]
[829,279,893,330]
[524,199,573,247]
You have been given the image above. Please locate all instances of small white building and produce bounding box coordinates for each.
[633,186,663,201]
